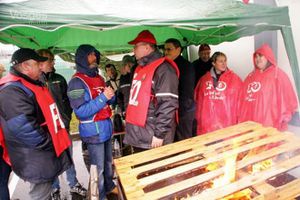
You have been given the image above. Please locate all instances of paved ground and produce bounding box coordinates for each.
[10,139,90,200]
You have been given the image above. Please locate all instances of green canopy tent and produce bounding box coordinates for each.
[0,0,299,103]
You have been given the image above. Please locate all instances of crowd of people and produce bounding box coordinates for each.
[0,29,298,200]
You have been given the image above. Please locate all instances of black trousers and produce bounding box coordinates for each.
[175,110,195,142]
[0,147,11,200]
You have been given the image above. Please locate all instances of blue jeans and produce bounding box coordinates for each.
[52,164,78,189]
[87,139,115,200]
[52,144,78,189]
[0,147,11,200]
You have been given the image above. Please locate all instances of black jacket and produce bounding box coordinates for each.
[44,71,73,130]
[124,51,179,149]
[174,55,195,113]
[174,55,195,141]
[0,68,71,183]
[117,72,131,113]
[192,58,212,87]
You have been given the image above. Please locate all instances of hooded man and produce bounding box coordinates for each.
[238,43,298,131]
[67,44,116,200]
[124,30,179,153]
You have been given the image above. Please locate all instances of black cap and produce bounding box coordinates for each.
[11,48,48,66]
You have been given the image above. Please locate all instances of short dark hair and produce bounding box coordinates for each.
[105,63,116,72]
[165,38,182,48]
[36,49,54,57]
[122,55,135,65]
[199,44,211,52]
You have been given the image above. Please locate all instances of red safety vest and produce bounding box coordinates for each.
[74,72,112,121]
[0,127,9,164]
[0,73,71,165]
[126,57,179,127]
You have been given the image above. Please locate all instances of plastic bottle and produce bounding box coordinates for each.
[114,139,121,158]
[112,138,116,157]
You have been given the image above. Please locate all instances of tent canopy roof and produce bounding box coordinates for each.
[2,0,300,106]
[0,0,291,54]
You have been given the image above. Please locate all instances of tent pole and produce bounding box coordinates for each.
[281,27,300,105]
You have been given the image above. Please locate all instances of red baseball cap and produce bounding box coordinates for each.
[128,30,157,45]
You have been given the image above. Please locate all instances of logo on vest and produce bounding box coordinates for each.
[49,103,65,133]
[216,81,227,91]
[129,80,142,106]
[94,86,104,94]
[204,81,226,100]
[246,81,261,101]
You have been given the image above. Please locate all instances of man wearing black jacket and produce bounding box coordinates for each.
[118,55,136,116]
[164,38,195,141]
[192,44,212,87]
[37,49,87,200]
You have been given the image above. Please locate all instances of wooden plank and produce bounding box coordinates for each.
[114,121,262,167]
[189,154,300,200]
[114,122,300,200]
[137,132,295,187]
[141,137,300,199]
[252,178,300,200]
[124,126,277,178]
[132,128,278,174]
[139,137,300,187]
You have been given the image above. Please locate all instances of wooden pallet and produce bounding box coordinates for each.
[114,121,300,200]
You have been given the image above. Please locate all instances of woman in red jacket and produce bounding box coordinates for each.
[195,51,242,135]
[238,44,298,131]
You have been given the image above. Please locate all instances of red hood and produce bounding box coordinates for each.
[253,44,277,69]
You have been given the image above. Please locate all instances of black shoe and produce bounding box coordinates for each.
[70,183,87,197]
[51,188,61,200]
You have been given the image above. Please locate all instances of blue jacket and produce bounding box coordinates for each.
[68,44,115,143]
[0,68,71,183]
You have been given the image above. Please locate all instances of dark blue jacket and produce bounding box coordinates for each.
[0,68,71,183]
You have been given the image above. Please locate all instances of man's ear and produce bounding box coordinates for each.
[21,61,31,72]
